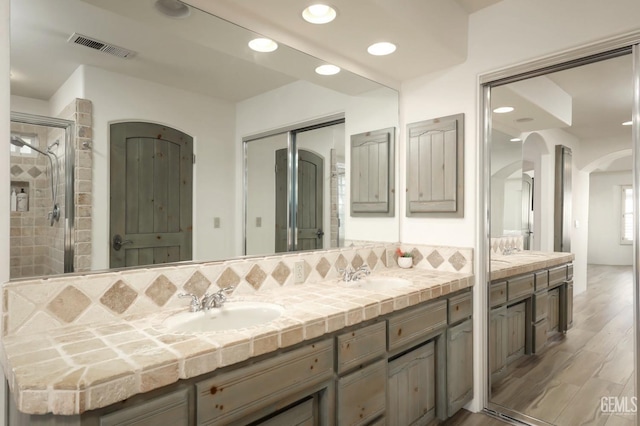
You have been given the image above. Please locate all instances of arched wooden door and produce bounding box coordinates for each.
[110,122,193,268]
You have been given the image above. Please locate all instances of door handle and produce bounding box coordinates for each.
[316,229,324,238]
[112,234,133,251]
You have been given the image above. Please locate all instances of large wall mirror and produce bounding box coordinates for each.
[8,0,399,280]
[487,51,635,424]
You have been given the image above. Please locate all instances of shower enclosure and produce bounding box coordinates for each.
[9,113,74,279]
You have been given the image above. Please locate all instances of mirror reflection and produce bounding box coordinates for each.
[9,0,399,279]
[488,54,635,424]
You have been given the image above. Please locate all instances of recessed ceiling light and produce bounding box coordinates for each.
[315,64,340,75]
[493,106,514,114]
[510,138,522,142]
[302,4,337,24]
[154,0,191,19]
[367,42,397,56]
[622,120,632,126]
[248,38,278,53]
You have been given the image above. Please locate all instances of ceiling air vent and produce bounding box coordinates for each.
[67,32,136,59]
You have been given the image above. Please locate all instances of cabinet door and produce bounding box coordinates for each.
[565,281,574,330]
[99,388,190,426]
[489,306,508,382]
[447,318,473,417]
[337,360,386,425]
[547,288,560,335]
[388,341,436,426]
[506,302,526,363]
[257,398,314,426]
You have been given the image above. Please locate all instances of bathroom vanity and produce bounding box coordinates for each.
[489,251,574,383]
[4,268,474,425]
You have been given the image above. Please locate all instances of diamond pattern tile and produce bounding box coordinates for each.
[316,257,331,278]
[47,286,91,323]
[184,271,211,297]
[245,265,267,290]
[410,248,424,264]
[448,251,467,271]
[427,250,445,269]
[335,255,348,271]
[217,267,240,289]
[351,254,364,269]
[271,262,290,285]
[28,167,42,178]
[366,251,379,269]
[145,275,177,307]
[100,280,137,314]
[10,165,23,176]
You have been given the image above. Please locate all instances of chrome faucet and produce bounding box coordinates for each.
[339,265,371,282]
[502,247,520,256]
[179,287,234,312]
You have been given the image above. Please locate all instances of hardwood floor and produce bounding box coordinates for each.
[491,265,636,425]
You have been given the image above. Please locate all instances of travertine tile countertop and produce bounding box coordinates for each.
[1,268,473,416]
[490,250,574,280]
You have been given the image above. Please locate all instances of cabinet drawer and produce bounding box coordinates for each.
[196,339,333,425]
[448,292,472,324]
[337,321,386,374]
[533,290,548,322]
[490,281,507,308]
[535,270,548,291]
[508,274,534,301]
[549,265,567,287]
[337,359,387,425]
[388,300,447,351]
[100,388,190,426]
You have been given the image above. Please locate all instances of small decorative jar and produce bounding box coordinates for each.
[397,256,413,269]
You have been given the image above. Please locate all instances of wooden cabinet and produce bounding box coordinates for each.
[446,318,473,417]
[388,341,436,426]
[252,398,315,426]
[489,306,508,382]
[547,287,560,336]
[508,274,534,302]
[337,322,386,374]
[565,280,574,330]
[338,360,387,425]
[99,388,191,426]
[506,302,527,363]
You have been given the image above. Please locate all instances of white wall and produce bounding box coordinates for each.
[400,0,640,412]
[588,171,633,265]
[10,95,49,116]
[80,66,236,268]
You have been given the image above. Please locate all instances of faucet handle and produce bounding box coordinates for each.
[178,293,200,312]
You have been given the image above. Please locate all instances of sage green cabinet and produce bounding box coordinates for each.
[565,280,574,330]
[547,287,560,336]
[99,388,190,426]
[489,306,508,382]
[387,341,436,426]
[446,318,473,417]
[506,302,527,363]
[337,360,387,425]
[256,398,314,426]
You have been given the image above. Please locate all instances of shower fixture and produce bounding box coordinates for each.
[10,135,61,226]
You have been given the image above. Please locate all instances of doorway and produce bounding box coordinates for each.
[109,122,193,268]
[244,118,345,256]
[484,45,638,424]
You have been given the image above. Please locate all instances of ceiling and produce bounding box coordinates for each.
[11,0,633,169]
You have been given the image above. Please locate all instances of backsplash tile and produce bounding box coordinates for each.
[2,242,473,336]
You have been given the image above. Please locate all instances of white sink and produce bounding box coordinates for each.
[162,301,284,333]
[353,276,412,291]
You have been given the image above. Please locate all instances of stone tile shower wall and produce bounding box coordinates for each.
[9,123,63,278]
[56,98,93,273]
[2,243,473,336]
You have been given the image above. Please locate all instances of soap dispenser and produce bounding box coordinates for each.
[10,188,16,212]
[16,188,28,212]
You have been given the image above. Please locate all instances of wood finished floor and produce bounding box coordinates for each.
[490,264,636,425]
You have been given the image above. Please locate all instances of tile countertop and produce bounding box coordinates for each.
[1,268,474,416]
[490,250,575,281]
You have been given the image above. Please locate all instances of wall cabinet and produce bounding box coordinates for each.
[11,289,474,426]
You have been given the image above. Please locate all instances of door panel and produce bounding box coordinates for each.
[110,122,193,268]
[297,150,323,251]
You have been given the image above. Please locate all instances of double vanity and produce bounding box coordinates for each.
[4,262,474,426]
[2,246,575,425]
